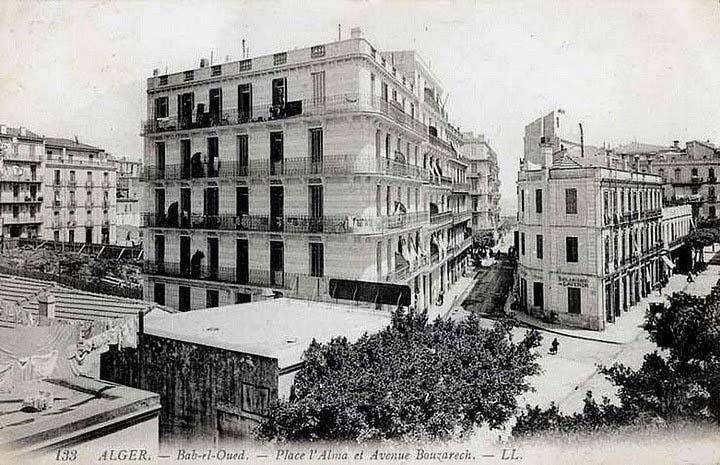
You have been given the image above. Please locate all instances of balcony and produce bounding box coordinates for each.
[452,182,472,193]
[85,201,94,208]
[0,196,41,205]
[428,135,455,154]
[86,181,94,188]
[67,180,77,188]
[142,93,427,137]
[4,215,42,225]
[452,210,472,224]
[143,261,296,289]
[672,176,704,186]
[67,200,78,208]
[429,211,453,225]
[102,199,111,209]
[142,211,428,234]
[141,155,430,183]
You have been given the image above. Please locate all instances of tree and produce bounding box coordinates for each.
[259,310,542,441]
[513,280,720,439]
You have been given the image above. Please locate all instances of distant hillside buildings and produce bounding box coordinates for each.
[0,124,141,245]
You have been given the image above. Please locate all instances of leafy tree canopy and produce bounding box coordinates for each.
[259,309,542,442]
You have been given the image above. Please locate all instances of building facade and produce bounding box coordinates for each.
[140,29,473,311]
[0,125,44,240]
[460,131,501,237]
[517,114,667,331]
[615,140,720,220]
[115,156,143,245]
[43,138,117,244]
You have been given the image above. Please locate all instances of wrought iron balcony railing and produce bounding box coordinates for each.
[142,93,428,136]
[429,211,453,225]
[141,155,431,183]
[142,211,428,234]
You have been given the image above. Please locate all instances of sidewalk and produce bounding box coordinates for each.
[426,269,480,321]
[510,248,720,344]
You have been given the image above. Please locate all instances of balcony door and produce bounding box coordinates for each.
[236,135,248,176]
[238,84,252,122]
[207,237,218,279]
[180,236,191,275]
[270,186,284,232]
[178,92,194,128]
[270,132,284,175]
[309,185,323,233]
[270,241,284,286]
[181,139,191,179]
[155,234,165,264]
[180,187,191,228]
[236,239,248,284]
[209,88,222,124]
[309,128,323,174]
[236,187,248,229]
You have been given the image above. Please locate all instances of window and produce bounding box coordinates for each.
[710,168,716,180]
[237,84,252,121]
[565,188,577,214]
[311,72,325,104]
[211,64,221,76]
[158,75,168,86]
[521,232,525,255]
[236,134,248,175]
[272,77,287,106]
[568,287,581,314]
[711,206,717,218]
[154,283,165,306]
[535,189,542,213]
[520,189,525,212]
[273,52,287,65]
[566,237,579,262]
[239,59,251,72]
[309,128,323,168]
[533,282,544,309]
[310,242,324,277]
[156,142,166,172]
[536,235,543,259]
[692,168,698,177]
[206,289,219,308]
[154,97,168,119]
[183,70,194,81]
[311,45,325,58]
[179,286,191,312]
[309,185,323,220]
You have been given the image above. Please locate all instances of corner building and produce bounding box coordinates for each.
[517,124,665,330]
[141,29,473,311]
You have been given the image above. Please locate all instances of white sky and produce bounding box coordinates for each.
[1,0,719,214]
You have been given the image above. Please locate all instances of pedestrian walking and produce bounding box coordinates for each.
[549,338,559,355]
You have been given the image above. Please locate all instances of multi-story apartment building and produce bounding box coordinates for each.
[140,28,473,311]
[43,138,117,244]
[0,125,44,240]
[115,156,142,245]
[517,116,665,331]
[660,204,693,276]
[460,132,501,237]
[615,140,720,220]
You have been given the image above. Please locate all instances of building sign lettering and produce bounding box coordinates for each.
[558,275,589,288]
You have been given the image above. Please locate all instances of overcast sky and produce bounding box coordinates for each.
[1,0,719,214]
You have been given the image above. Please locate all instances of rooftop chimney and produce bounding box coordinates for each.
[74,135,79,144]
[351,27,362,39]
[38,293,56,326]
[540,141,553,168]
[200,58,208,68]
[19,126,26,137]
[0,124,6,135]
[673,140,679,149]
[152,68,159,76]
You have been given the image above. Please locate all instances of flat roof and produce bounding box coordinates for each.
[144,298,391,369]
[0,377,159,454]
